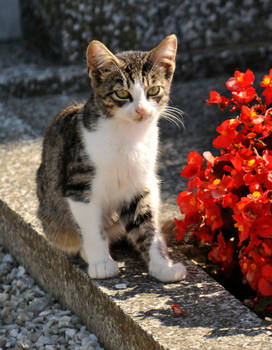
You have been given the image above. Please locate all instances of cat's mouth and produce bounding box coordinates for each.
[134,114,152,123]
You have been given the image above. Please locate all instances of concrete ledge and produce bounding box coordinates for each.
[1,198,272,350]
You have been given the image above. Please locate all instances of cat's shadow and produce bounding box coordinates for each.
[68,219,184,279]
[68,238,147,275]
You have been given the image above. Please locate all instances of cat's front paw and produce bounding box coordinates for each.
[149,260,187,282]
[88,258,119,279]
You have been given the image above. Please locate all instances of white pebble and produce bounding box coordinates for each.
[16,266,25,278]
[36,335,51,346]
[58,315,72,327]
[115,283,127,289]
[3,254,13,263]
[65,328,76,338]
[0,293,8,303]
[45,346,55,350]
[39,310,51,317]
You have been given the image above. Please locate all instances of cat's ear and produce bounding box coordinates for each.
[86,40,119,79]
[149,34,177,72]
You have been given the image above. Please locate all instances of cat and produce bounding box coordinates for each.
[36,34,187,282]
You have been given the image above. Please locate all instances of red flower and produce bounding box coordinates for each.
[261,264,272,283]
[208,232,234,268]
[223,164,244,188]
[260,69,272,88]
[240,105,264,125]
[258,278,272,296]
[213,119,240,149]
[206,91,230,110]
[177,191,198,215]
[207,175,234,200]
[187,176,202,191]
[232,86,256,104]
[205,204,223,231]
[254,216,272,238]
[233,191,272,244]
[206,91,221,104]
[261,241,272,258]
[240,254,262,291]
[193,226,214,244]
[262,86,272,105]
[181,151,203,178]
[178,69,272,315]
[203,151,215,164]
[171,303,188,317]
[226,69,255,91]
[222,192,239,209]
[174,218,188,241]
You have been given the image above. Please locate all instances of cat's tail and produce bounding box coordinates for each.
[37,202,82,254]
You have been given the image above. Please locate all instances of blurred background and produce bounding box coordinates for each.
[1,0,272,79]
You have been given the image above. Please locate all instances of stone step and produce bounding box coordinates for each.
[1,40,272,99]
[0,93,272,348]
[0,63,88,99]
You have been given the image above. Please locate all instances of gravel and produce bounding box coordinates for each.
[0,245,104,350]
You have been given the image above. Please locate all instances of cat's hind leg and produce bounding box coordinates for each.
[120,190,187,282]
[68,199,119,279]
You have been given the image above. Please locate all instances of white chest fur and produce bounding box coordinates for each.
[82,118,158,208]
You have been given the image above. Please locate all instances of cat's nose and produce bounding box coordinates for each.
[136,106,147,117]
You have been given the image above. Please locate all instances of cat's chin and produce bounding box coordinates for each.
[134,116,150,123]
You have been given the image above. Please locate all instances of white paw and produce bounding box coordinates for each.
[88,258,119,279]
[149,260,187,282]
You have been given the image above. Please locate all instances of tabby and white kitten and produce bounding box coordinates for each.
[36,34,187,282]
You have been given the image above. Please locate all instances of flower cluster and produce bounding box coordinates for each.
[175,69,272,315]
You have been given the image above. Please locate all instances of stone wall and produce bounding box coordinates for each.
[20,0,272,78]
[0,0,22,40]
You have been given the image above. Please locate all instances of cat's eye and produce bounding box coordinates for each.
[147,86,161,97]
[114,89,131,100]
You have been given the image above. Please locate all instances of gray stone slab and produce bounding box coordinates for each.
[0,64,88,98]
[0,0,21,40]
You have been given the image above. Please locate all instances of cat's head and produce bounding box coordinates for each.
[86,35,177,124]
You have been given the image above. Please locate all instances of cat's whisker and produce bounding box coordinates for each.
[161,106,185,129]
[161,113,180,126]
[166,106,184,115]
[162,114,184,128]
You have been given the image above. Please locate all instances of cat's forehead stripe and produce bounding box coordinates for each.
[131,79,145,101]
